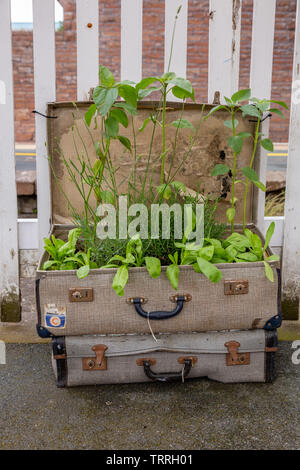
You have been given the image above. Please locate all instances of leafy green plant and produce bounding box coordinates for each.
[101,235,161,296]
[210,89,288,233]
[42,228,97,279]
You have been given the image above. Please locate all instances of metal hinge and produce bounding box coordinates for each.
[225,341,250,366]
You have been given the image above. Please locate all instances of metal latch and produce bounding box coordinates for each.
[69,287,94,302]
[82,344,108,370]
[224,280,248,295]
[225,341,250,366]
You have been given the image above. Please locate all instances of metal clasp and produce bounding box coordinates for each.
[225,341,250,366]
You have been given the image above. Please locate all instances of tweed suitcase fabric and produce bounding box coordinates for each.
[52,330,276,386]
[37,260,279,337]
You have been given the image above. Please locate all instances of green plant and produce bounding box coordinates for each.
[210,90,288,233]
[42,228,97,279]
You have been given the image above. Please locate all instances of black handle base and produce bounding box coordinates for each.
[129,294,191,320]
[142,359,193,383]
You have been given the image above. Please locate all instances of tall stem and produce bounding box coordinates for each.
[231,111,237,234]
[160,84,167,184]
[242,118,261,232]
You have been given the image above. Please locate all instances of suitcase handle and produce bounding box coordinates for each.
[128,294,191,320]
[140,358,193,383]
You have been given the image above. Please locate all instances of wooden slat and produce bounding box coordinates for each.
[76,0,99,100]
[0,0,20,321]
[250,0,276,232]
[121,0,143,82]
[282,0,300,318]
[164,0,188,78]
[208,0,242,103]
[33,0,56,251]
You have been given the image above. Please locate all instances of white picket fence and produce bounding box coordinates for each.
[0,0,299,317]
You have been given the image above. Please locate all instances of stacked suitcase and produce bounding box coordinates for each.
[35,101,282,388]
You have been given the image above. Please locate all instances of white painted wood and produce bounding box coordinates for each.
[282,0,300,311]
[121,0,143,83]
[0,0,20,305]
[76,0,99,100]
[208,0,242,103]
[18,219,39,250]
[33,0,56,252]
[250,0,276,232]
[164,0,188,77]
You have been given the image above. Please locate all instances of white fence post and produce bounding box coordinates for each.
[121,0,143,82]
[76,0,99,100]
[164,0,188,78]
[250,0,276,232]
[33,0,56,252]
[0,0,20,322]
[282,0,300,320]
[208,0,242,103]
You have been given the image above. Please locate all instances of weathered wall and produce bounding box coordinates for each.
[12,0,296,143]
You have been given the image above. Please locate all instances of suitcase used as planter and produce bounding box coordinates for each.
[36,101,282,338]
[51,329,278,387]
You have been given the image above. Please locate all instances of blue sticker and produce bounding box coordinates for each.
[44,304,66,328]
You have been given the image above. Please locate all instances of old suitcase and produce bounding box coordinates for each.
[51,329,278,387]
[36,101,282,338]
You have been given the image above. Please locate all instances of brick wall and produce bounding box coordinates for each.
[12,0,296,143]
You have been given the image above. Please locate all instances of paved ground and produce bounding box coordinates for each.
[0,341,299,450]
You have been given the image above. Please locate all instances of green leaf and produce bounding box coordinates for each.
[85,104,97,126]
[93,86,107,108]
[224,119,238,129]
[99,88,118,116]
[161,72,176,81]
[268,100,288,110]
[99,190,114,204]
[138,87,162,99]
[269,108,285,119]
[77,265,90,279]
[43,260,59,270]
[198,245,214,261]
[225,245,238,262]
[231,89,251,103]
[240,104,262,119]
[228,135,244,154]
[99,65,115,87]
[156,184,172,199]
[166,264,179,290]
[170,181,186,193]
[118,85,137,108]
[136,77,158,91]
[236,252,258,262]
[171,86,195,101]
[242,167,266,191]
[110,108,128,128]
[196,257,222,283]
[211,164,230,176]
[105,116,119,138]
[171,119,195,130]
[226,208,235,224]
[138,117,151,133]
[145,257,161,278]
[113,102,137,116]
[117,135,132,151]
[261,138,274,152]
[169,77,193,94]
[112,265,129,296]
[263,222,275,254]
[265,254,279,262]
[204,105,227,119]
[263,261,274,282]
[237,132,252,138]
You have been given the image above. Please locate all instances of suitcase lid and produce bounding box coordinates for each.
[46,100,261,226]
[65,330,267,358]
